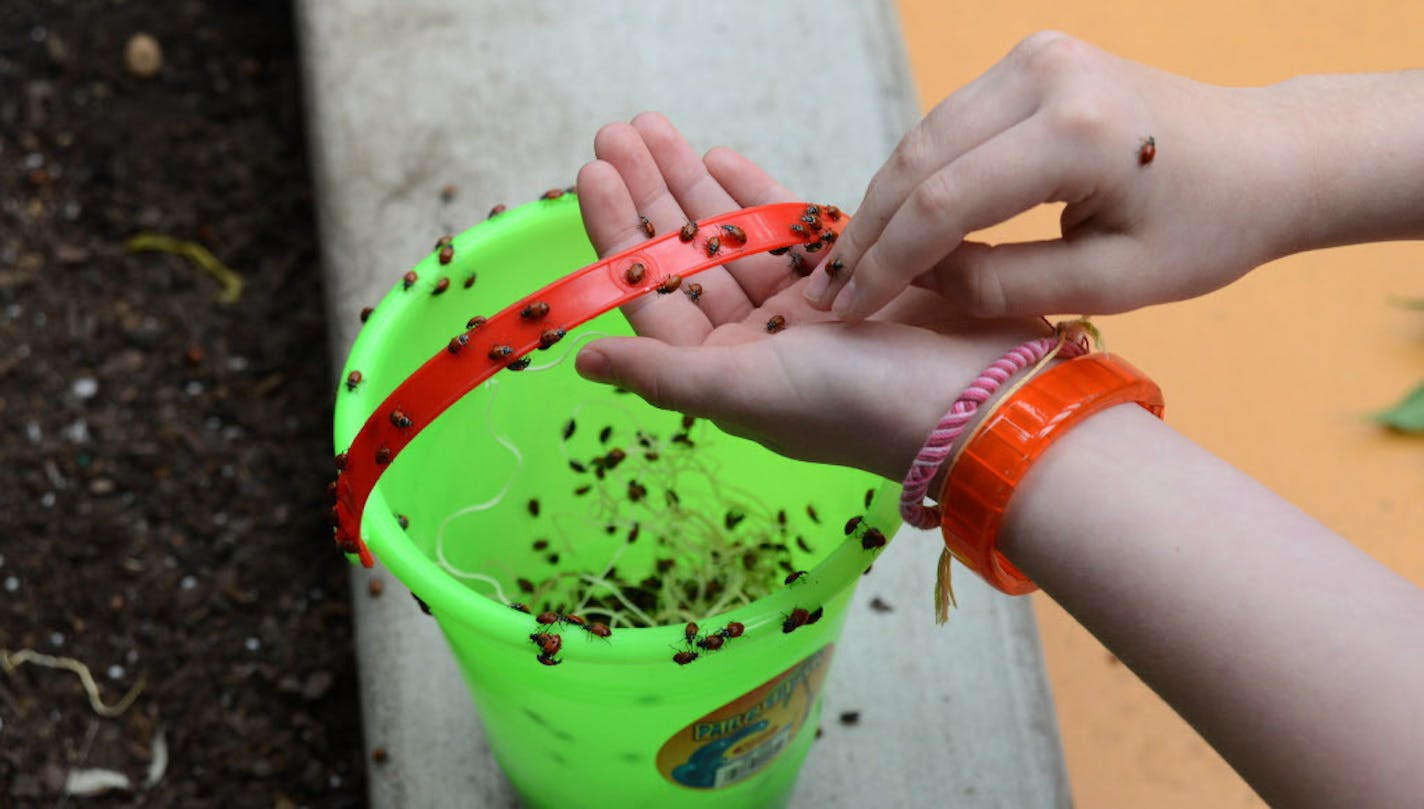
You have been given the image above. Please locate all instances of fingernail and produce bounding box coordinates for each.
[832,280,859,319]
[803,270,833,308]
[576,347,613,383]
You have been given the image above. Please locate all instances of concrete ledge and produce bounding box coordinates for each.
[297,2,1070,805]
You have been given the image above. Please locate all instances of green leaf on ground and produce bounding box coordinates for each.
[1386,295,1424,310]
[1376,383,1424,433]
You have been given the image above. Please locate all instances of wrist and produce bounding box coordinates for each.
[1264,72,1424,254]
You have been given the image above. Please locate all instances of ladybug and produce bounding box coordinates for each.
[488,345,514,360]
[345,370,363,392]
[684,622,699,643]
[765,315,786,333]
[705,236,721,257]
[861,527,887,551]
[684,282,703,303]
[640,216,655,238]
[438,245,454,266]
[656,275,682,294]
[466,315,487,330]
[673,651,699,666]
[360,306,374,322]
[448,334,468,354]
[541,188,565,201]
[625,262,647,284]
[679,220,697,242]
[696,635,725,652]
[827,258,845,277]
[538,329,566,349]
[488,204,507,218]
[844,516,863,535]
[521,301,550,320]
[718,622,745,639]
[1138,136,1156,165]
[463,273,477,289]
[402,271,418,290]
[389,409,413,429]
[432,277,450,295]
[784,570,807,585]
[782,607,810,634]
[585,622,612,639]
[375,446,392,465]
[720,224,746,245]
[789,252,808,276]
[530,632,562,656]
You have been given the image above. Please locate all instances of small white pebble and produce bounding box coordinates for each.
[49,631,64,647]
[107,664,125,680]
[227,356,249,372]
[40,492,55,508]
[245,637,261,652]
[126,649,138,664]
[329,774,342,789]
[72,377,99,399]
[184,380,204,396]
[180,575,197,590]
[25,421,42,443]
[62,419,90,443]
[3,576,18,593]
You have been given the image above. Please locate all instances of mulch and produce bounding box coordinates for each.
[1,2,365,805]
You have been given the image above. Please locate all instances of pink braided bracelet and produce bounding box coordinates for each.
[899,333,1089,529]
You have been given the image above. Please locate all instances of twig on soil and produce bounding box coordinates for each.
[124,232,244,303]
[1,648,146,718]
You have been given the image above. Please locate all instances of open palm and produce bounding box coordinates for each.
[574,113,1049,480]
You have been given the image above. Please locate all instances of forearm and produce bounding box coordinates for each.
[1270,70,1424,253]
[999,404,1424,808]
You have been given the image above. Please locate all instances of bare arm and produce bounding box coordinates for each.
[998,404,1424,809]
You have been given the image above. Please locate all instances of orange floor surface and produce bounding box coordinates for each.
[893,3,1424,806]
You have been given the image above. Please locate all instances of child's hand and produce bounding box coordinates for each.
[804,31,1312,320]
[574,113,1049,481]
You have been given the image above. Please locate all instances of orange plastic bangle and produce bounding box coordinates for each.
[937,353,1165,595]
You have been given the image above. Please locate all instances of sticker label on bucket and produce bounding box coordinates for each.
[656,645,833,790]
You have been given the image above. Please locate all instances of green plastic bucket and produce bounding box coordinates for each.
[333,194,900,808]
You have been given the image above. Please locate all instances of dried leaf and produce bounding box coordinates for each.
[934,548,957,625]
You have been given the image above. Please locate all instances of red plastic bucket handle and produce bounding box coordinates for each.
[331,202,847,566]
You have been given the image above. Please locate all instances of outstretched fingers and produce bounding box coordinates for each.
[808,117,1103,320]
[575,159,711,346]
[594,119,752,327]
[632,113,807,308]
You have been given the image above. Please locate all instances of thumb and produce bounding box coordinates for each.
[575,336,731,415]
[916,235,1138,318]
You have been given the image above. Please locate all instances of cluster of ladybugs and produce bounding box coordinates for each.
[672,619,748,666]
[509,603,613,667]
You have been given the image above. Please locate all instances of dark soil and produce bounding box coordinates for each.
[1,2,364,805]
